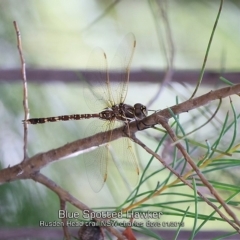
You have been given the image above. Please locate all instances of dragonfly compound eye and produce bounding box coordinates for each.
[134,103,148,119]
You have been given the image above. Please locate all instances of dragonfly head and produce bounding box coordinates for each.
[134,103,148,120]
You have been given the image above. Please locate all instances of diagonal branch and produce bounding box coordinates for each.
[141,83,240,128]
[31,173,126,240]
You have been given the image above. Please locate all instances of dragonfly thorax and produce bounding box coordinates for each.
[110,103,148,122]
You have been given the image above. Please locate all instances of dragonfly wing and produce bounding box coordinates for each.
[82,119,114,192]
[109,33,136,105]
[83,119,139,191]
[84,144,109,192]
[84,47,113,112]
[110,135,139,188]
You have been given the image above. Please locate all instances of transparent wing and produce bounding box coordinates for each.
[83,47,113,112]
[110,125,139,188]
[81,33,137,192]
[82,120,139,191]
[82,119,115,192]
[84,144,109,192]
[110,32,136,105]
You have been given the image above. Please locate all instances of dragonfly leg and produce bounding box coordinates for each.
[122,120,131,138]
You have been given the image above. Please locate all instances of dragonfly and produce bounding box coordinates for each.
[24,33,148,192]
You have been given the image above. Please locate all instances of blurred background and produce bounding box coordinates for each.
[0,0,240,239]
[1,0,240,70]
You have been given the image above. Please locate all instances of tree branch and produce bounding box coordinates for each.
[1,83,240,184]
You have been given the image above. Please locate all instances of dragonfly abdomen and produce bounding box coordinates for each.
[23,113,100,124]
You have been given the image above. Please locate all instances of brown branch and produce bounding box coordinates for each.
[0,128,124,184]
[141,83,240,128]
[59,199,71,240]
[13,21,29,160]
[31,173,125,240]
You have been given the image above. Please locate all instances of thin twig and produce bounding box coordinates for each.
[13,21,29,161]
[60,199,71,240]
[147,0,174,107]
[173,98,222,144]
[190,0,224,99]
